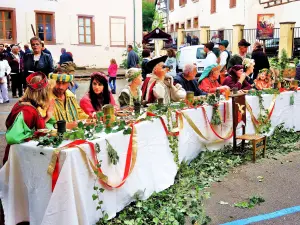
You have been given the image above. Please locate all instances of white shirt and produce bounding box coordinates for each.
[219,50,229,68]
[0,60,11,78]
[203,51,217,69]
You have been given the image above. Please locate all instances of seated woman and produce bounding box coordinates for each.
[118,68,143,108]
[4,72,53,164]
[80,72,116,117]
[242,58,256,85]
[223,65,251,90]
[198,64,229,93]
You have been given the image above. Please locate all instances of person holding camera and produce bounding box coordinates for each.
[143,62,186,104]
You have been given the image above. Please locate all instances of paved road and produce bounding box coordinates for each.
[205,151,300,225]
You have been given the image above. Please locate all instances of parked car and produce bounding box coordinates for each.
[265,38,300,57]
[176,45,220,76]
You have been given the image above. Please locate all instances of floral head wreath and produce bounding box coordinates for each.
[242,58,255,69]
[125,68,141,82]
[26,72,48,90]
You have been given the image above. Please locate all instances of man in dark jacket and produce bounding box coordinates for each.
[23,37,54,88]
[127,45,139,69]
[186,33,192,46]
[251,42,270,80]
[174,64,206,96]
[59,48,73,65]
[42,42,52,57]
[7,45,23,97]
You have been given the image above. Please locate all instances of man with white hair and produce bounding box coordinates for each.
[174,64,206,96]
[7,45,23,97]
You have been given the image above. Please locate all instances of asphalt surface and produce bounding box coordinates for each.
[205,151,300,225]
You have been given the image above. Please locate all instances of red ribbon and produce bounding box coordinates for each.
[51,126,135,191]
[146,112,179,137]
[201,107,233,140]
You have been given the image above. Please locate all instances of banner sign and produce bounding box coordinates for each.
[257,14,275,39]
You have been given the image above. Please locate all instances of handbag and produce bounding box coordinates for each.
[6,112,34,145]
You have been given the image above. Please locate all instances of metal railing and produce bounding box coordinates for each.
[293,27,300,58]
[207,29,233,51]
[242,28,280,56]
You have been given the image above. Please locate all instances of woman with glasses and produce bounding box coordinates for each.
[23,37,54,89]
[80,72,116,118]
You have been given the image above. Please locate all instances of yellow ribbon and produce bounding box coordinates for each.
[181,112,209,141]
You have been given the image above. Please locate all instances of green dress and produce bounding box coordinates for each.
[118,86,142,108]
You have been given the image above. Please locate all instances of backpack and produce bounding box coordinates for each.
[224,50,231,69]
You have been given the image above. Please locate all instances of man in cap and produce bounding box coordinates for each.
[49,68,88,123]
[203,42,217,69]
[218,40,231,84]
[227,39,251,70]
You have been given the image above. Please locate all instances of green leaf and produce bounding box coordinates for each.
[92,194,98,201]
[78,121,84,129]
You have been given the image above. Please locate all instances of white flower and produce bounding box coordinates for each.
[242,58,255,68]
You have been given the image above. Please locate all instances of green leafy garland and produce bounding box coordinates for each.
[106,139,119,165]
[93,143,109,222]
[166,108,179,167]
[247,90,272,134]
[206,94,222,126]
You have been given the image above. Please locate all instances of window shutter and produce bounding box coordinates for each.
[211,0,216,13]
[170,0,174,10]
[230,0,236,8]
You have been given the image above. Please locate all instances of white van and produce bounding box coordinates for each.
[177,45,219,76]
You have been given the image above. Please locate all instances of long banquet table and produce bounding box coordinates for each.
[1,91,300,225]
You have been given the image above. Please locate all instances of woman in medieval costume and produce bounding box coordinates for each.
[118,68,143,108]
[80,72,116,118]
[198,64,229,93]
[4,72,53,164]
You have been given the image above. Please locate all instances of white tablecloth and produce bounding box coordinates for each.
[1,91,300,225]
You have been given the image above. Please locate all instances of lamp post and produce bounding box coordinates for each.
[133,0,136,47]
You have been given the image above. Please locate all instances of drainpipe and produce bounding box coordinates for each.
[133,0,136,47]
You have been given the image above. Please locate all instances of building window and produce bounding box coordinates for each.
[170,24,174,32]
[179,0,187,7]
[170,0,174,11]
[175,22,179,31]
[36,12,55,44]
[78,16,95,45]
[230,0,236,8]
[187,19,191,29]
[181,23,185,29]
[0,8,16,43]
[193,17,198,28]
[110,16,126,47]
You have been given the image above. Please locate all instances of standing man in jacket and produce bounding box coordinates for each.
[251,41,270,80]
[7,45,23,98]
[58,48,73,66]
[127,45,139,69]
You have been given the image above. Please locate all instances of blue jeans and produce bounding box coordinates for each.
[109,77,116,93]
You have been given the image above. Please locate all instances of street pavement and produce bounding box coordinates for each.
[205,151,300,225]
